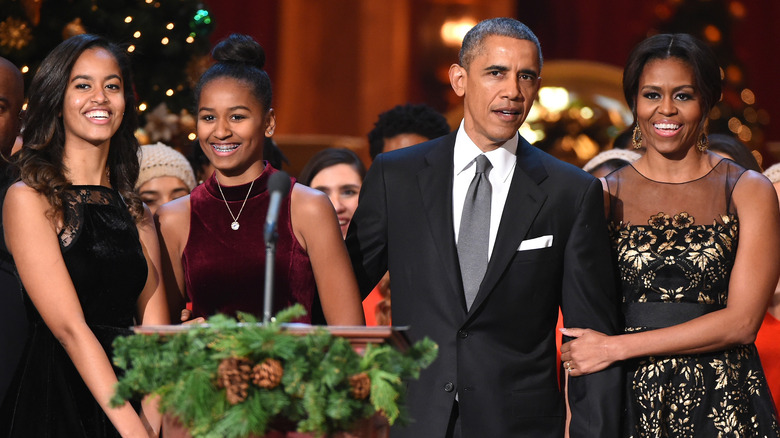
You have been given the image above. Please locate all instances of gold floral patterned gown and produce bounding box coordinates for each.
[605,159,779,438]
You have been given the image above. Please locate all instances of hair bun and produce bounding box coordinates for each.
[211,33,265,70]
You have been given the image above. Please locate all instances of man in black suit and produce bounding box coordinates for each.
[346,18,622,437]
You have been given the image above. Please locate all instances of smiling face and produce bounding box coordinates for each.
[450,35,541,151]
[636,57,703,157]
[309,163,362,238]
[197,77,275,183]
[62,48,125,149]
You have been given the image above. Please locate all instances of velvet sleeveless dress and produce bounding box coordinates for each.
[183,164,317,322]
[605,160,779,437]
[0,186,147,437]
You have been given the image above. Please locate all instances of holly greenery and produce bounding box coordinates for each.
[111,305,438,437]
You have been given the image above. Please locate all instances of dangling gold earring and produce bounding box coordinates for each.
[632,125,642,149]
[697,132,709,152]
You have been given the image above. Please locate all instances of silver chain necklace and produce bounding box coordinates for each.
[214,174,255,231]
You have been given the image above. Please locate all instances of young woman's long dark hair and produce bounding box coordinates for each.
[14,34,143,221]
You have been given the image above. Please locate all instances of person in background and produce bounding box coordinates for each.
[299,148,365,239]
[353,104,451,326]
[156,34,364,326]
[759,161,780,410]
[0,34,168,437]
[367,103,451,160]
[187,138,214,186]
[298,148,371,324]
[582,148,642,178]
[561,33,780,436]
[263,136,289,170]
[0,55,25,408]
[612,124,637,150]
[708,132,762,172]
[136,142,197,215]
[348,18,622,437]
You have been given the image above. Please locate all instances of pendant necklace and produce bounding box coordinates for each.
[215,174,255,231]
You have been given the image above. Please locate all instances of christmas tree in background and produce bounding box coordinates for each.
[0,0,215,148]
[653,0,769,156]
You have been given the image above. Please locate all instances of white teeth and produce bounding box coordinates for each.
[212,143,239,152]
[86,110,109,119]
[654,123,680,130]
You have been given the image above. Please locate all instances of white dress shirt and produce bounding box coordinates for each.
[452,121,518,259]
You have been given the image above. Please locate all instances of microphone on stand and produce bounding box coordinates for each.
[263,170,291,324]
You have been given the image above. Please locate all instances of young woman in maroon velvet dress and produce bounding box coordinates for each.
[156,34,364,325]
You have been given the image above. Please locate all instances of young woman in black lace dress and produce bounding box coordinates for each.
[0,34,168,437]
[561,34,780,437]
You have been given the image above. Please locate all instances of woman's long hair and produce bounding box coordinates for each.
[14,34,143,221]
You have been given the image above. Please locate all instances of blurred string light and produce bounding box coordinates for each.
[741,88,755,105]
[193,9,211,25]
[440,18,476,47]
[514,78,632,164]
[538,87,570,113]
[1,0,214,152]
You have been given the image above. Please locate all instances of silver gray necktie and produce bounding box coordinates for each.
[457,154,492,310]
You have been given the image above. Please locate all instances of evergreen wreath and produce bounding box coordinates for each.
[111,305,438,437]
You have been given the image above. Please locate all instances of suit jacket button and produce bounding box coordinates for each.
[444,382,454,392]
[458,330,469,338]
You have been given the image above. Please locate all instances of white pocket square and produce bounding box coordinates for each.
[517,235,553,251]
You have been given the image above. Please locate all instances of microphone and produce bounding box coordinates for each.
[263,170,291,324]
[264,170,291,244]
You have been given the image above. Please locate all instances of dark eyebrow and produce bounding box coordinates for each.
[484,65,510,73]
[483,65,539,79]
[198,105,252,113]
[641,84,696,93]
[70,74,122,83]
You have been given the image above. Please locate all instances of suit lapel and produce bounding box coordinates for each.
[467,138,549,317]
[417,133,466,309]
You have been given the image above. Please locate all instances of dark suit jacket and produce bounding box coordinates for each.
[347,132,623,437]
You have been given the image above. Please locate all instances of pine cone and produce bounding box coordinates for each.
[252,358,284,389]
[349,372,371,400]
[216,357,252,404]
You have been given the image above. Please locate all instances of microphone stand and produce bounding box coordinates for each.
[263,226,278,325]
[262,171,291,325]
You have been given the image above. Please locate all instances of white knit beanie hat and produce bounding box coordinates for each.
[582,149,642,173]
[763,162,780,184]
[136,142,197,191]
